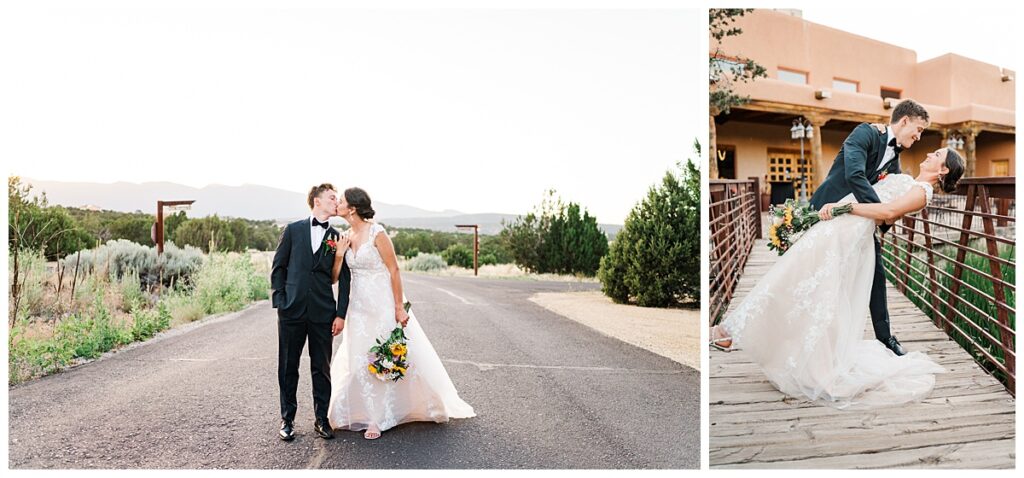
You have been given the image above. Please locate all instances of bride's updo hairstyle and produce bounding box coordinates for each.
[344,187,376,220]
[940,148,965,194]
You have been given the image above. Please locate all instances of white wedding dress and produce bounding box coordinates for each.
[328,223,475,432]
[719,174,945,409]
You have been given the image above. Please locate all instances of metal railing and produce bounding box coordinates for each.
[709,177,762,325]
[881,177,1016,394]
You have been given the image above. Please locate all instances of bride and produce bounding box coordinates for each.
[710,147,965,409]
[327,187,475,439]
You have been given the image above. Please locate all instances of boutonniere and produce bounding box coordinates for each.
[878,171,889,181]
[323,237,337,253]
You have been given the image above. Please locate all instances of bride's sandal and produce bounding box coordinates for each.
[709,325,735,352]
[364,425,381,440]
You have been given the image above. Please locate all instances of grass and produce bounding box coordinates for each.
[883,240,1016,388]
[9,247,271,385]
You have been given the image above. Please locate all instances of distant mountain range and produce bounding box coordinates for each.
[21,178,621,237]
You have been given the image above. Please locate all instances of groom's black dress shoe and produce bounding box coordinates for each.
[884,336,906,356]
[314,418,335,439]
[280,420,296,441]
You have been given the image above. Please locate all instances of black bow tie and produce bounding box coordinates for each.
[888,138,903,155]
[312,218,330,229]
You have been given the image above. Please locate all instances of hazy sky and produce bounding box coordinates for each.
[1,4,703,224]
[801,7,1017,70]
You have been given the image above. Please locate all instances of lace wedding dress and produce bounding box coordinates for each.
[719,174,945,409]
[327,223,475,431]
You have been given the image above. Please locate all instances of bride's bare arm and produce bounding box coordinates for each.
[846,187,928,222]
[331,236,350,284]
[376,231,410,326]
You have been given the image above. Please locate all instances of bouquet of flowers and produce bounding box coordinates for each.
[366,301,412,382]
[767,199,853,256]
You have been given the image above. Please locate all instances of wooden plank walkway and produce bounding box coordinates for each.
[710,238,1016,469]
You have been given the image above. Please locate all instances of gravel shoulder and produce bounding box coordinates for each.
[528,291,699,370]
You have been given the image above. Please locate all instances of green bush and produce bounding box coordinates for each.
[405,253,448,272]
[9,177,95,260]
[403,247,421,260]
[480,253,498,266]
[117,270,148,312]
[500,191,608,276]
[55,305,133,361]
[131,302,172,341]
[441,243,475,269]
[8,250,269,384]
[599,153,700,307]
[193,253,269,314]
[480,235,513,264]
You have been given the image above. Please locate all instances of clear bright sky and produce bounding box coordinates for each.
[1,2,704,224]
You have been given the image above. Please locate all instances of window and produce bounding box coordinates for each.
[767,150,816,194]
[881,87,901,100]
[778,68,808,85]
[832,78,858,93]
[716,145,736,179]
[992,159,1010,176]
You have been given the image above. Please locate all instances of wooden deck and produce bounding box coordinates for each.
[710,239,1016,469]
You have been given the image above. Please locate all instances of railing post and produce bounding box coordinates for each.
[946,184,977,321]
[749,176,762,239]
[975,184,1015,393]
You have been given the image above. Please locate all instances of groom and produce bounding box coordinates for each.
[271,183,351,441]
[810,99,930,357]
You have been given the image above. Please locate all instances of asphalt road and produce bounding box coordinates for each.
[8,274,699,469]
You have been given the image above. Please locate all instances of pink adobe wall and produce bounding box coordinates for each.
[714,9,1015,127]
[975,135,1016,175]
[716,10,918,96]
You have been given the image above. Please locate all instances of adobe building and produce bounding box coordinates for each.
[711,9,1015,203]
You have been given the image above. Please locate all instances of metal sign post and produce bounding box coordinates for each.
[455,224,479,276]
[155,200,195,254]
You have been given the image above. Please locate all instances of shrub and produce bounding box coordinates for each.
[117,269,148,312]
[131,302,172,341]
[500,190,608,276]
[193,253,269,314]
[68,239,203,289]
[480,235,513,264]
[599,153,700,307]
[480,253,498,266]
[9,248,48,320]
[405,253,448,272]
[9,177,96,260]
[162,292,205,325]
[55,304,133,360]
[441,243,475,269]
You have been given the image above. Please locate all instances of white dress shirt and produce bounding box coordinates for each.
[877,126,898,173]
[310,216,329,253]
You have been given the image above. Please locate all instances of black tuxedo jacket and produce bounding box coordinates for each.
[810,122,902,209]
[270,218,351,322]
[809,123,902,234]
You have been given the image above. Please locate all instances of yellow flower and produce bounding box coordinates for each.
[394,366,407,375]
[367,364,378,374]
[390,343,407,357]
[784,209,793,226]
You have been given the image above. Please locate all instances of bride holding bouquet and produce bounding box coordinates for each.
[327,187,475,440]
